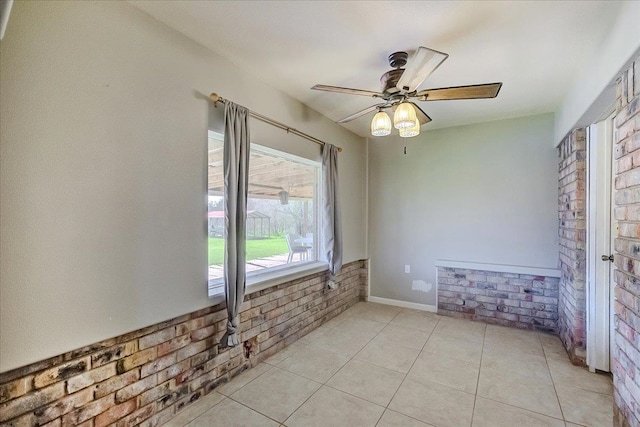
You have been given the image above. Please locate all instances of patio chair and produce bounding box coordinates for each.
[285,234,311,263]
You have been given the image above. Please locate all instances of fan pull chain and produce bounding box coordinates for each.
[404,146,407,155]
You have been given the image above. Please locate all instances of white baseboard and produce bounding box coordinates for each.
[366,296,438,313]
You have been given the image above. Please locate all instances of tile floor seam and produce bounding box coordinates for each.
[380,314,441,420]
[555,381,615,397]
[217,364,275,397]
[475,394,567,423]
[214,396,284,426]
[375,408,437,427]
[538,332,568,425]
[279,384,327,426]
[321,382,390,409]
[322,316,391,385]
[279,310,395,426]
[329,308,400,427]
[543,331,569,423]
[468,319,488,427]
[226,384,308,426]
[179,392,227,426]
[546,361,614,396]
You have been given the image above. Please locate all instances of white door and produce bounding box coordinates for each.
[586,112,615,372]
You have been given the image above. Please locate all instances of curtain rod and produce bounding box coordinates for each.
[209,93,342,152]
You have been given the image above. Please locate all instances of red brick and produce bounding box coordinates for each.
[114,403,155,427]
[67,363,116,393]
[0,382,65,422]
[139,328,175,350]
[95,369,140,399]
[156,335,191,357]
[61,393,114,426]
[140,353,176,378]
[116,349,156,374]
[157,360,190,384]
[34,357,90,389]
[0,375,33,404]
[92,342,139,368]
[115,375,157,403]
[94,398,136,427]
[32,387,94,425]
[191,326,215,342]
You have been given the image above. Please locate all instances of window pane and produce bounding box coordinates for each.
[208,133,319,290]
[246,146,318,274]
[208,135,225,286]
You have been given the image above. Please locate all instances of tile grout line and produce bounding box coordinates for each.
[369,309,409,427]
[174,391,228,426]
[215,304,360,426]
[281,307,401,426]
[542,331,568,423]
[469,322,488,427]
[485,331,573,422]
[378,311,441,424]
[225,392,291,426]
[331,308,404,427]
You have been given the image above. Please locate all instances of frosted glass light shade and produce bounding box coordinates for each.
[394,102,417,129]
[371,111,392,136]
[399,119,420,138]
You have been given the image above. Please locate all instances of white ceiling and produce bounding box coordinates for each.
[131,1,623,137]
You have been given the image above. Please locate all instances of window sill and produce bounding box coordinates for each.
[207,261,329,302]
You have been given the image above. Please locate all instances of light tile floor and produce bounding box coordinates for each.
[162,302,614,427]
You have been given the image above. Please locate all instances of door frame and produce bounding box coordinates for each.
[586,111,615,372]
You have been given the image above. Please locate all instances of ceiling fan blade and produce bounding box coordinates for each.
[337,103,387,123]
[396,46,449,93]
[416,83,503,101]
[408,102,432,125]
[311,84,384,98]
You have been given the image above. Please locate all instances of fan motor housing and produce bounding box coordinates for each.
[388,51,408,68]
[380,69,404,94]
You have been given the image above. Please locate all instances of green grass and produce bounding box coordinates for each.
[208,236,288,265]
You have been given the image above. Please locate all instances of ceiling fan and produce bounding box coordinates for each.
[311,46,502,137]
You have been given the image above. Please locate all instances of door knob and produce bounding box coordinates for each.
[601,255,614,262]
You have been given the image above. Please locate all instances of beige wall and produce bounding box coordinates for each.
[368,113,558,306]
[0,1,366,372]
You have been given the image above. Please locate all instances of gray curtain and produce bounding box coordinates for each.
[321,143,342,287]
[223,102,250,347]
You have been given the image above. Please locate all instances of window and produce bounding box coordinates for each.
[207,132,320,294]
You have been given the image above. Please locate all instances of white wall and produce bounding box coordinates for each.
[554,1,640,144]
[0,1,366,372]
[368,114,558,306]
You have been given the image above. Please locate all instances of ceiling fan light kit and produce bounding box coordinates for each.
[311,46,503,140]
[371,110,392,136]
[399,119,421,138]
[393,102,418,130]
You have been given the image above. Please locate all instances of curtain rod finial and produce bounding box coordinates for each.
[210,93,222,104]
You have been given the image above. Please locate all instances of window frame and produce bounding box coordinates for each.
[207,131,325,298]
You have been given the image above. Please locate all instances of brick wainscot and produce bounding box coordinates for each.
[0,260,368,427]
[436,261,560,333]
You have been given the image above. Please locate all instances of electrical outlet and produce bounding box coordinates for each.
[404,265,410,274]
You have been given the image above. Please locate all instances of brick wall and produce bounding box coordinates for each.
[557,128,588,365]
[437,266,560,333]
[612,54,640,427]
[359,259,369,300]
[0,260,367,427]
